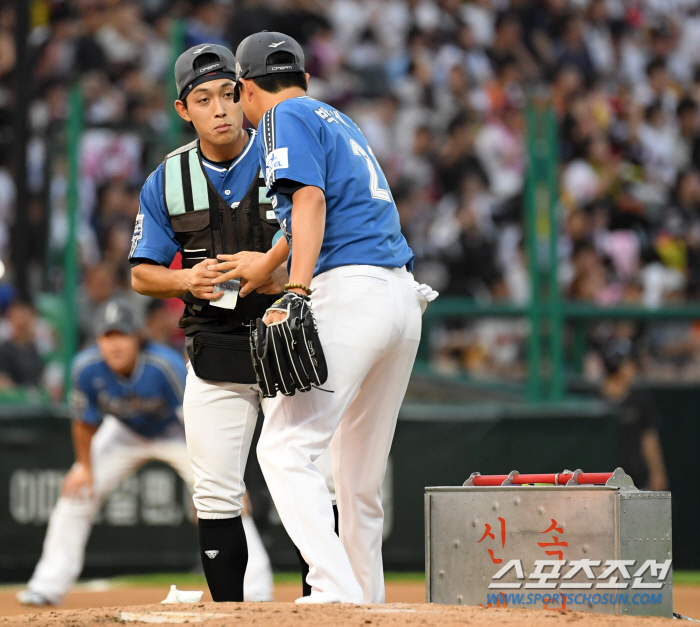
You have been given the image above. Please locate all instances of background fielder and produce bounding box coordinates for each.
[19,295,274,605]
[17,300,192,606]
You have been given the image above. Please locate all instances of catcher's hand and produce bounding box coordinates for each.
[250,291,328,398]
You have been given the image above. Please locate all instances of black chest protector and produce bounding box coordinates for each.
[163,139,281,334]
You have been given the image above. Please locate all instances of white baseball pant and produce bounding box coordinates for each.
[183,367,280,601]
[26,417,194,604]
[241,514,273,602]
[257,265,425,604]
[182,368,261,520]
[182,363,335,513]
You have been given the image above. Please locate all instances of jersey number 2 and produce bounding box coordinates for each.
[350,139,391,201]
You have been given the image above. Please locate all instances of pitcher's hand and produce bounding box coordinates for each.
[211,252,273,297]
[256,262,288,295]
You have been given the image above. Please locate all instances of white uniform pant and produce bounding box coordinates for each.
[182,366,335,512]
[182,369,275,601]
[257,265,424,604]
[27,417,193,604]
[182,366,332,601]
[182,370,261,520]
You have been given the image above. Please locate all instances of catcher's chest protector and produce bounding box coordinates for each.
[162,140,280,328]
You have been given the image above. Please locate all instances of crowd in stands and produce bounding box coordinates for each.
[3,0,700,394]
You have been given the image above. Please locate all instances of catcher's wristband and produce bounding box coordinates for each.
[284,283,314,295]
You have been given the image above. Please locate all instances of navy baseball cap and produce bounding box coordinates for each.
[175,43,238,102]
[94,300,140,337]
[233,31,305,101]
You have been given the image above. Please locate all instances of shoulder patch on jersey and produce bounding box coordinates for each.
[265,147,288,186]
[129,212,144,259]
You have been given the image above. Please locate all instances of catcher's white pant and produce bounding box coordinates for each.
[182,366,334,601]
[183,365,336,517]
[257,265,425,604]
[26,417,194,604]
[182,369,279,600]
[182,369,261,520]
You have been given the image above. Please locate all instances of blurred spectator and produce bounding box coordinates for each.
[437,112,487,196]
[600,338,668,491]
[185,0,230,48]
[674,96,699,172]
[6,0,700,386]
[0,154,14,260]
[229,0,279,50]
[78,262,118,343]
[475,104,524,202]
[488,10,539,82]
[96,1,152,70]
[557,13,596,84]
[0,301,44,390]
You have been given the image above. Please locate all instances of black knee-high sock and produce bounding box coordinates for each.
[198,516,247,602]
[296,504,339,597]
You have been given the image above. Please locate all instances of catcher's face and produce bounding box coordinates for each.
[175,79,245,148]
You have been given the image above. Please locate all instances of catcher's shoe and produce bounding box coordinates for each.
[16,589,55,606]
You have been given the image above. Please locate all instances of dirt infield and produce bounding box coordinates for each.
[0,600,683,626]
[1,581,698,625]
[0,582,424,616]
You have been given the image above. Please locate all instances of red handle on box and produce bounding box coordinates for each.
[470,472,613,487]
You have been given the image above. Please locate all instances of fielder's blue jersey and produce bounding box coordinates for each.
[257,97,414,276]
[69,343,186,438]
[129,129,260,266]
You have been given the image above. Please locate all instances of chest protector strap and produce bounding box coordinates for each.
[164,140,209,216]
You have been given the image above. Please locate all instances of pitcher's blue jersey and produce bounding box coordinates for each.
[69,343,186,438]
[257,97,414,276]
[129,129,260,266]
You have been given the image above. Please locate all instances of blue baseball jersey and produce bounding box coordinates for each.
[257,97,414,276]
[129,129,260,266]
[69,342,186,439]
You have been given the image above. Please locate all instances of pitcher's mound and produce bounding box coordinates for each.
[5,601,676,626]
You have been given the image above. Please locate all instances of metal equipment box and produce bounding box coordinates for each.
[425,469,672,617]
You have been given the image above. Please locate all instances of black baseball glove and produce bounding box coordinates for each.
[250,291,328,398]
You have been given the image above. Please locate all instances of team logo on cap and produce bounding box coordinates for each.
[105,302,120,323]
[268,41,286,48]
[198,63,221,73]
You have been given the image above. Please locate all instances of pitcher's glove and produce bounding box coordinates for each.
[250,291,328,398]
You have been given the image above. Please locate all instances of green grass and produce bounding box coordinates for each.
[384,572,425,583]
[111,573,208,587]
[674,571,700,585]
[108,571,425,588]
